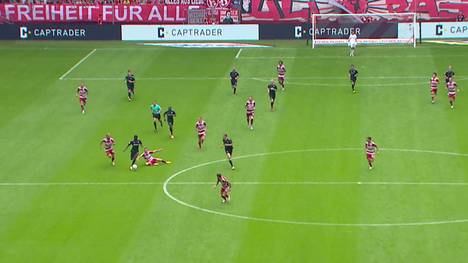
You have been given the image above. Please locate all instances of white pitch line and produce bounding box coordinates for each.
[235,48,243,59]
[59,49,97,80]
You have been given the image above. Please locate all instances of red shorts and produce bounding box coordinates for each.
[221,187,230,196]
[247,112,254,119]
[448,93,456,100]
[278,76,285,82]
[79,98,87,104]
[431,88,437,95]
[366,153,375,161]
[105,149,115,157]
[198,133,206,140]
[147,158,160,166]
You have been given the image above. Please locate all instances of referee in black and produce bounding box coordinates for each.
[349,64,358,93]
[125,70,136,101]
[223,133,235,170]
[230,67,239,95]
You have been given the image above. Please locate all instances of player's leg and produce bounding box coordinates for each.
[226,150,234,169]
[351,79,356,93]
[168,122,174,138]
[249,114,254,129]
[270,96,275,111]
[131,151,138,166]
[157,115,163,127]
[128,87,132,101]
[232,82,237,95]
[152,115,158,131]
[198,134,202,149]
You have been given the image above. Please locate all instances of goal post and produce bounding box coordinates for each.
[311,13,417,48]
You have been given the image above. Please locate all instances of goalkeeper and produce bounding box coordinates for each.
[348,30,357,56]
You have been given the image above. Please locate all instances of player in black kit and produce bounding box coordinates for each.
[125,70,136,101]
[222,134,235,170]
[267,80,278,111]
[123,135,143,170]
[349,65,358,93]
[163,106,177,139]
[445,65,455,84]
[230,68,239,94]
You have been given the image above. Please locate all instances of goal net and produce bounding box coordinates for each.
[311,13,416,48]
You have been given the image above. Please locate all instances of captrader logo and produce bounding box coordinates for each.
[157,27,165,38]
[435,24,443,35]
[20,27,28,39]
[294,26,302,38]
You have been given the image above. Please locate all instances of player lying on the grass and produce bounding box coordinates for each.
[125,70,136,102]
[137,148,171,166]
[76,82,88,114]
[267,80,278,111]
[430,72,439,104]
[348,30,357,57]
[195,117,207,149]
[446,77,458,109]
[123,135,143,170]
[150,101,163,132]
[245,96,256,130]
[222,134,235,170]
[277,60,286,91]
[445,65,455,84]
[349,65,358,93]
[365,137,378,170]
[100,133,116,166]
[163,106,176,139]
[230,67,239,95]
[214,173,231,203]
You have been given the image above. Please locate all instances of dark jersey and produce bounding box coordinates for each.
[223,137,233,148]
[349,68,358,80]
[164,109,176,122]
[125,75,135,88]
[128,139,142,152]
[445,69,455,81]
[268,83,277,95]
[230,70,239,80]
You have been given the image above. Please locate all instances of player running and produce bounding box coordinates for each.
[267,80,278,111]
[123,135,143,170]
[100,134,116,166]
[125,70,136,101]
[150,101,163,132]
[245,96,256,130]
[365,137,378,170]
[349,65,358,93]
[348,30,357,56]
[195,117,207,149]
[446,77,458,109]
[214,173,231,203]
[222,134,235,170]
[430,72,440,104]
[137,148,171,166]
[163,106,176,139]
[277,60,286,91]
[445,65,455,84]
[76,82,88,114]
[230,67,239,95]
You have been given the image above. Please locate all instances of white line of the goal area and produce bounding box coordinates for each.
[58,49,97,80]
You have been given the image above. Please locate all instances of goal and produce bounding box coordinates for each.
[311,13,417,48]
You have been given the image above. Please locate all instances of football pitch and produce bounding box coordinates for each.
[1,40,468,262]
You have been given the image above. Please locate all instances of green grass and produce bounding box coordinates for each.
[1,40,468,262]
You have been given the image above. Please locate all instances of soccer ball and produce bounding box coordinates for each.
[131,164,138,170]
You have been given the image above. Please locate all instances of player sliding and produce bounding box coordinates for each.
[163,106,176,139]
[365,137,378,170]
[150,101,163,132]
[100,134,116,166]
[430,72,439,104]
[349,65,358,93]
[123,135,143,171]
[245,96,256,130]
[222,134,235,170]
[267,80,278,111]
[195,117,207,149]
[446,77,458,109]
[76,82,88,114]
[229,67,239,95]
[214,173,231,203]
[125,70,136,101]
[137,148,171,166]
[348,30,357,56]
[277,60,286,91]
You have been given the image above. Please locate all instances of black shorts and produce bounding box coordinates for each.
[130,151,139,160]
[152,113,161,119]
[167,120,174,127]
[127,85,135,91]
[269,93,276,100]
[225,147,233,155]
[231,79,237,86]
[350,77,357,82]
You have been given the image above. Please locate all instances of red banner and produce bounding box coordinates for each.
[0,4,206,23]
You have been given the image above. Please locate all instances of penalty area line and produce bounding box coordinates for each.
[235,48,243,59]
[59,48,97,80]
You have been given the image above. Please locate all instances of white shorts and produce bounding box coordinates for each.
[349,42,356,48]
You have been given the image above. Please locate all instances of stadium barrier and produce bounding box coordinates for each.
[420,22,468,39]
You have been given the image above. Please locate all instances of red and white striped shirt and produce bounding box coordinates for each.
[277,64,286,77]
[195,121,207,135]
[365,141,378,154]
[102,137,115,150]
[447,81,457,94]
[142,150,155,161]
[246,100,256,113]
[77,86,88,99]
[430,77,439,89]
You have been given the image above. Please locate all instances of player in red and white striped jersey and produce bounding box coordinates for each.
[365,137,378,170]
[245,96,256,130]
[76,83,88,114]
[430,73,439,104]
[446,77,458,109]
[138,148,171,166]
[277,61,286,91]
[214,173,231,203]
[195,117,207,149]
[100,134,116,166]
